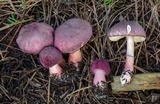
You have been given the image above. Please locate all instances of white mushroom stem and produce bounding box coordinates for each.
[125,36,134,71]
[120,36,134,86]
[93,69,106,87]
[49,64,63,78]
[68,49,82,68]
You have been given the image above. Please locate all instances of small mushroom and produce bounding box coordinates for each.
[16,22,54,54]
[54,18,92,68]
[39,46,64,77]
[107,21,146,86]
[90,59,111,87]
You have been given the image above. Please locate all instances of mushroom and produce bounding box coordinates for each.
[107,21,146,86]
[39,46,64,77]
[16,22,54,54]
[54,18,92,68]
[90,59,111,87]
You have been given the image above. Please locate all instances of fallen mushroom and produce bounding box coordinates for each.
[39,46,64,77]
[107,21,146,86]
[90,59,111,87]
[16,22,54,54]
[54,18,92,69]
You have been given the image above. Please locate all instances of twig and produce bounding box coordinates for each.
[111,73,160,92]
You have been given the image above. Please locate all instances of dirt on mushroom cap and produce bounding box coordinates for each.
[54,18,92,53]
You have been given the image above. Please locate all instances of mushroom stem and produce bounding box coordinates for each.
[49,64,63,78]
[125,36,134,71]
[68,49,82,67]
[93,69,106,87]
[120,36,134,86]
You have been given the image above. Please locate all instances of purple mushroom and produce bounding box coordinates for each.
[107,21,146,86]
[90,59,111,87]
[54,18,92,68]
[39,46,64,77]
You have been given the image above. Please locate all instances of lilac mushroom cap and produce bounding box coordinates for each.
[90,59,111,87]
[107,21,146,42]
[39,46,63,76]
[16,22,54,54]
[54,18,92,53]
[39,46,63,68]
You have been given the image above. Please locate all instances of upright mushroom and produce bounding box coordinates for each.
[16,22,54,54]
[90,59,111,87]
[54,18,92,68]
[107,21,146,86]
[39,46,64,77]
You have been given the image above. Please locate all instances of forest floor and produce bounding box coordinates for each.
[0,0,160,104]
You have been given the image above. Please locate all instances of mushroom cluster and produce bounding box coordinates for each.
[16,18,92,77]
[16,22,64,77]
[107,21,146,86]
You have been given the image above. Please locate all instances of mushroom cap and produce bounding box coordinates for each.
[54,18,92,53]
[90,59,111,76]
[107,21,146,42]
[16,22,54,54]
[39,46,63,68]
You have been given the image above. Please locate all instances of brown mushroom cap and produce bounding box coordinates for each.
[107,21,146,42]
[16,22,54,54]
[39,46,63,68]
[54,18,92,53]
